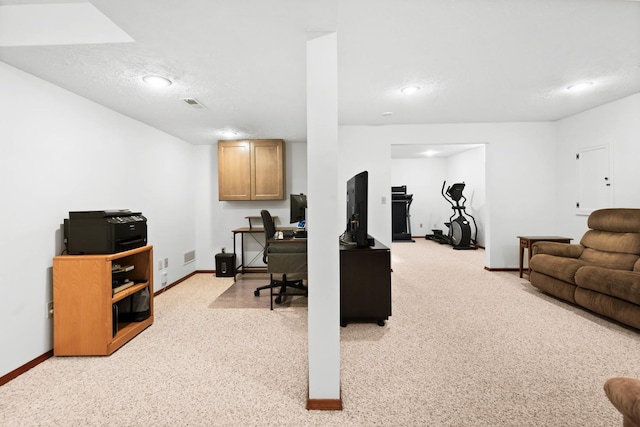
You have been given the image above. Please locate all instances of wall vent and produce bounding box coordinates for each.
[184,250,196,265]
[181,98,206,109]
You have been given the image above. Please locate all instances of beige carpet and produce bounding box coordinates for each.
[1,239,637,426]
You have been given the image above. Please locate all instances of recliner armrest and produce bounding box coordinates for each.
[532,241,583,258]
[604,377,640,427]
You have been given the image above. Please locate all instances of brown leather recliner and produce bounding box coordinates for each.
[530,208,640,329]
[605,377,640,427]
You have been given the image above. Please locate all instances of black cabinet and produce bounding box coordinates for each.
[339,239,391,326]
[215,252,236,277]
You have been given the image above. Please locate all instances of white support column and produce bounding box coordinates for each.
[306,32,342,409]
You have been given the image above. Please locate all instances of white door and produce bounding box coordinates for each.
[577,145,611,215]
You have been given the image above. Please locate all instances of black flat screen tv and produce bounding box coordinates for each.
[346,171,372,247]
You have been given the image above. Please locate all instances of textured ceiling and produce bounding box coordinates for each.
[0,0,638,147]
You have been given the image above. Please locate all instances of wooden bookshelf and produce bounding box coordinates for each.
[53,245,153,356]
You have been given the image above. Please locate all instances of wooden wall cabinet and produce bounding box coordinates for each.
[218,139,285,201]
[53,245,154,356]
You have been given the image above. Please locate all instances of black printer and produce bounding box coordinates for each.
[65,210,147,254]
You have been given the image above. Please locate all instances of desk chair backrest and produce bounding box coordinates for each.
[261,210,277,264]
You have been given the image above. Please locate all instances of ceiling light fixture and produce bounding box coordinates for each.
[382,111,393,116]
[221,130,238,138]
[400,85,421,94]
[566,81,594,92]
[142,75,172,88]
[423,150,439,157]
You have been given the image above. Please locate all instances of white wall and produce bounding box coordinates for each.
[391,146,486,246]
[339,128,392,247]
[0,62,197,378]
[340,123,557,269]
[391,158,448,236]
[555,93,640,240]
[193,142,308,271]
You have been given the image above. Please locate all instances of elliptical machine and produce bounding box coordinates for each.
[438,181,478,250]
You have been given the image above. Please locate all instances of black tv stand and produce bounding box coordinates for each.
[353,235,375,248]
[339,238,391,327]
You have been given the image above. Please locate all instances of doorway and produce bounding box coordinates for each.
[390,143,486,247]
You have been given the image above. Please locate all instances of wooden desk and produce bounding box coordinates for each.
[518,235,573,278]
[232,226,298,279]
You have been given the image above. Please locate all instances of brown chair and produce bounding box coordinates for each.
[605,377,640,427]
[253,210,307,309]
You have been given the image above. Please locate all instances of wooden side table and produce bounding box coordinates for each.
[517,236,573,278]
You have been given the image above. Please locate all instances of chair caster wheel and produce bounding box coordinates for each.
[275,296,282,304]
[254,290,260,297]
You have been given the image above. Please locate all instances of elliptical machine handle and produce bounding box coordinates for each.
[441,180,455,207]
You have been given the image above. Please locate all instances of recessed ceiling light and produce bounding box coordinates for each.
[382,111,393,116]
[423,150,439,157]
[566,81,594,92]
[142,75,172,88]
[221,130,238,138]
[400,85,421,94]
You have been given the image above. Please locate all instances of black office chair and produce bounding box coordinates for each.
[254,210,308,309]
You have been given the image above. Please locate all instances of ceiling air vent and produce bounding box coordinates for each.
[181,98,206,109]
